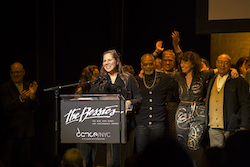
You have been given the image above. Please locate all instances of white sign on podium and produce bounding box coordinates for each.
[60,94,126,143]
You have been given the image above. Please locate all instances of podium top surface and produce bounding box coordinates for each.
[60,93,125,101]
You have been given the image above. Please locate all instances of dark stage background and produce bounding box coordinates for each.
[1,0,210,163]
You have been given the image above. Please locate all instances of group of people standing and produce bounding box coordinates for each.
[73,31,250,167]
[0,31,250,167]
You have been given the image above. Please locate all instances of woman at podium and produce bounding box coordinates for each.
[90,49,142,110]
[90,49,142,167]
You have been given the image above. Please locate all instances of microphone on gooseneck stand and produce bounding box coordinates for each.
[92,75,109,85]
[98,75,109,86]
[100,75,108,83]
[91,75,103,84]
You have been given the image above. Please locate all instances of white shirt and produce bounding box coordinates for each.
[15,83,23,93]
[217,73,229,92]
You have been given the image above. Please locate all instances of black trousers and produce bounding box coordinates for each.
[175,101,205,151]
[3,136,33,166]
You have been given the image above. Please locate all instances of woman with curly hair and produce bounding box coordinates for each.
[173,50,237,164]
[168,50,219,167]
[74,65,99,167]
[174,51,215,152]
[75,65,99,94]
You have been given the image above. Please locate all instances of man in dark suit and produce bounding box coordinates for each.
[205,54,250,148]
[0,62,39,166]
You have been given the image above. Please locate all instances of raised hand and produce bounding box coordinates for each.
[171,30,182,53]
[155,40,164,53]
[29,81,38,96]
[171,31,180,44]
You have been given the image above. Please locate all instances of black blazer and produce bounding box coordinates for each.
[0,80,39,138]
[205,73,250,131]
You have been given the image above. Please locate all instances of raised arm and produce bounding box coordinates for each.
[172,30,182,54]
[171,30,183,70]
[152,40,164,57]
[212,68,239,79]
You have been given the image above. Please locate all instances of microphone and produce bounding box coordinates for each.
[92,75,102,84]
[99,75,108,84]
[92,75,108,84]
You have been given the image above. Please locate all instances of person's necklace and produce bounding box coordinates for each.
[143,71,157,89]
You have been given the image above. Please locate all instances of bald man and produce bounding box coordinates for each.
[135,53,178,153]
[205,54,250,148]
[0,62,39,166]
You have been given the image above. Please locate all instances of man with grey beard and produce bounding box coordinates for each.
[135,53,178,153]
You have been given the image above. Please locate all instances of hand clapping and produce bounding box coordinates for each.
[20,81,38,100]
[20,89,30,100]
[29,81,38,97]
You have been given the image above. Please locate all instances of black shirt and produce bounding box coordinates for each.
[135,71,178,125]
[90,73,142,111]
[174,69,214,102]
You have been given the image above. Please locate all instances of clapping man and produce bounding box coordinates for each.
[0,62,39,166]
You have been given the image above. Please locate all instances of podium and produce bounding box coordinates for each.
[60,94,127,144]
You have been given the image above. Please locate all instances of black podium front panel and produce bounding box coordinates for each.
[60,94,126,143]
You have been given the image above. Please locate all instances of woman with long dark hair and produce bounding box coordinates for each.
[91,49,142,110]
[172,51,215,166]
[90,49,142,167]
